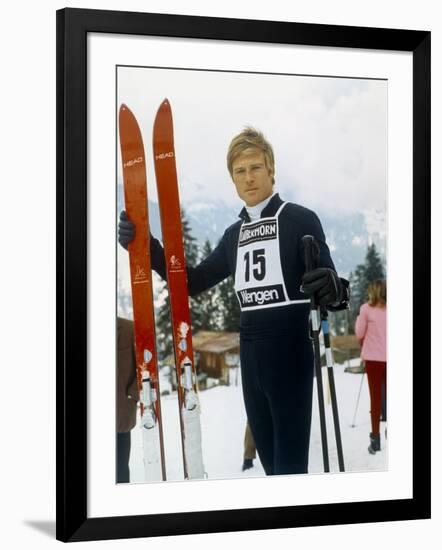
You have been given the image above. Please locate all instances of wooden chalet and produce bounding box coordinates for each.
[330,334,361,366]
[192,331,240,386]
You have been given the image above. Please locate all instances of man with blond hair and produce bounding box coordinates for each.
[119,127,349,475]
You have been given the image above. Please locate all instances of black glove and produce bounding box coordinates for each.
[301,267,343,307]
[118,210,135,250]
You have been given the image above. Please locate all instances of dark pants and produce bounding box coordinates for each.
[240,332,314,475]
[381,378,387,421]
[366,361,387,436]
[117,431,131,483]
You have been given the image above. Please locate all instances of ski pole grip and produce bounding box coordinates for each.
[302,234,316,273]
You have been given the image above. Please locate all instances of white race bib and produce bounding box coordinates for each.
[234,203,308,311]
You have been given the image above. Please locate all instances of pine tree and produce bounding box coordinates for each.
[348,242,385,331]
[364,243,385,284]
[217,275,241,331]
[180,209,208,332]
[191,239,219,331]
[181,208,199,266]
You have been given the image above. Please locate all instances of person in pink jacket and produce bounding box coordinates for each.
[355,279,387,454]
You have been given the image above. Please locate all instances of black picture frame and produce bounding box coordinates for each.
[56,7,431,543]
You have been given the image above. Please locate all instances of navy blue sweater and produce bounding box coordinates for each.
[150,193,348,334]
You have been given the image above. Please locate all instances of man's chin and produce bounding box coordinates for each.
[244,193,259,206]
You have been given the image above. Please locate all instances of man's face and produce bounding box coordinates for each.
[231,149,274,207]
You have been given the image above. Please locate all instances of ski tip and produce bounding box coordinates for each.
[158,98,171,112]
[119,103,131,117]
[154,99,170,124]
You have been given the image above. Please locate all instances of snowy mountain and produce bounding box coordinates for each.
[319,208,386,277]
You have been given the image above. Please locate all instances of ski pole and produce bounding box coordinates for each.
[351,371,366,428]
[320,307,345,472]
[302,235,329,473]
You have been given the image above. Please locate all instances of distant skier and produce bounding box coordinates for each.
[355,279,387,454]
[119,127,349,475]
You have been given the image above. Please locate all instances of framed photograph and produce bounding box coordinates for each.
[56,8,430,542]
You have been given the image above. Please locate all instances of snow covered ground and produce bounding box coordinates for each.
[128,358,387,483]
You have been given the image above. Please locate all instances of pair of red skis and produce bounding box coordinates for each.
[119,100,205,481]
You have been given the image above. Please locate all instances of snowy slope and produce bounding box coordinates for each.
[128,358,387,483]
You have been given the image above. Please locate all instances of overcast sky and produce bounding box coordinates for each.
[117,66,387,216]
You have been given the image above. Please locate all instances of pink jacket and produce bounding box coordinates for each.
[355,303,387,362]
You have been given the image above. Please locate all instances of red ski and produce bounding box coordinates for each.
[153,99,205,479]
[119,104,166,481]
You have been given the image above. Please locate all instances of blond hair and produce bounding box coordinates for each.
[367,279,386,307]
[227,127,275,184]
